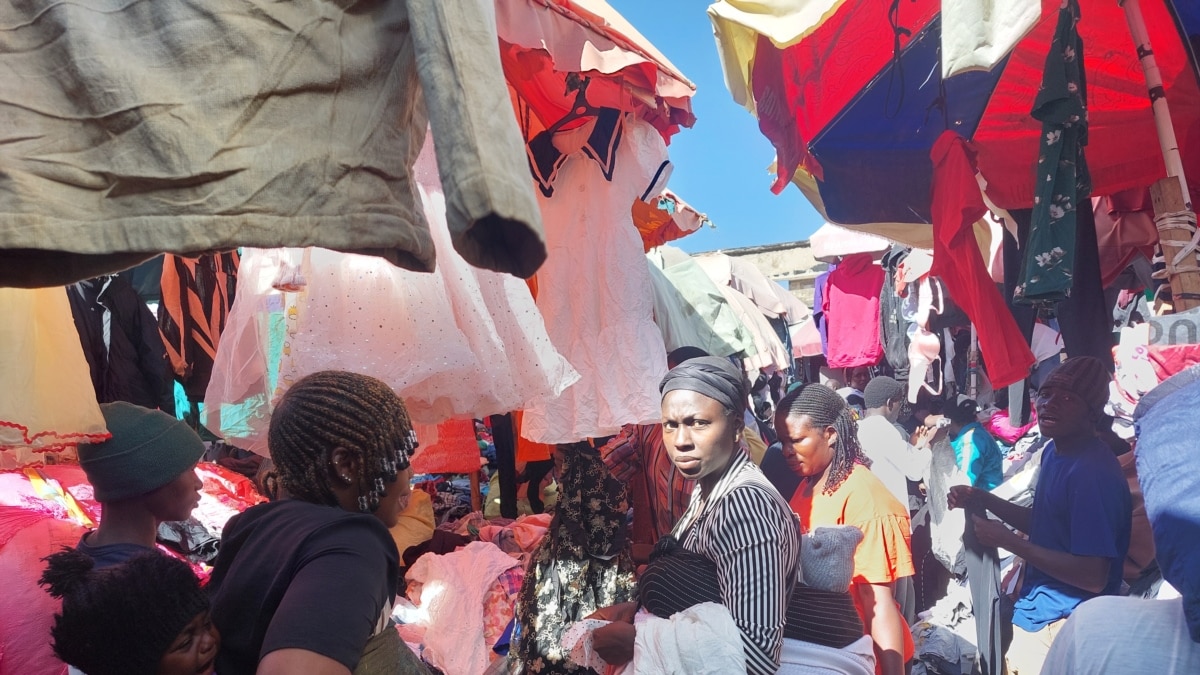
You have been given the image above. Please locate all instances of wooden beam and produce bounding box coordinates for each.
[1151,176,1200,312]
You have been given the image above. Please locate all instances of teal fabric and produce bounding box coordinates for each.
[214,311,286,440]
[950,422,1003,491]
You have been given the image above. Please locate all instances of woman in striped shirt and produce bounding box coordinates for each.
[591,356,800,674]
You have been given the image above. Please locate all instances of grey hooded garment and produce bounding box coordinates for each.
[0,0,545,287]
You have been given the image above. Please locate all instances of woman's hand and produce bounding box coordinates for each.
[586,601,637,623]
[591,622,636,666]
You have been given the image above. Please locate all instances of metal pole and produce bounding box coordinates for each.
[969,324,979,399]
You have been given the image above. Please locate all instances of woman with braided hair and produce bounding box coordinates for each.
[775,384,915,675]
[208,370,428,675]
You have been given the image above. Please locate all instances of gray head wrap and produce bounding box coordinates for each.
[659,356,746,417]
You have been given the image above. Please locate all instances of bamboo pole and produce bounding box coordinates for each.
[1119,0,1192,205]
[1120,0,1198,311]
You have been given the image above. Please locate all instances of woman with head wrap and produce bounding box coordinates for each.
[512,441,638,673]
[776,384,915,675]
[589,356,800,675]
[208,371,428,675]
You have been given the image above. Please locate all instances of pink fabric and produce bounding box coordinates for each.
[0,516,84,675]
[1146,344,1200,383]
[985,409,1037,445]
[929,132,1035,389]
[482,566,525,659]
[1093,189,1158,288]
[823,253,884,368]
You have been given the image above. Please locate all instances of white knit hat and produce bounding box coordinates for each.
[800,526,863,593]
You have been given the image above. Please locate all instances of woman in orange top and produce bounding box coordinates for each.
[775,384,915,675]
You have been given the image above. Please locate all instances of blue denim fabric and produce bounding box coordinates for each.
[1134,365,1200,642]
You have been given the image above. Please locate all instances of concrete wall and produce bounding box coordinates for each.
[694,240,827,307]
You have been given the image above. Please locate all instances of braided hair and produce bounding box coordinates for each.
[777,383,870,496]
[268,370,417,513]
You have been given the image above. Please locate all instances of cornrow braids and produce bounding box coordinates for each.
[268,370,417,513]
[777,383,871,496]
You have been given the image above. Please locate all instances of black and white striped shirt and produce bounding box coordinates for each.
[673,449,801,675]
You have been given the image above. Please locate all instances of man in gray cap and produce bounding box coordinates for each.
[949,356,1131,674]
[75,401,207,568]
[1041,364,1200,672]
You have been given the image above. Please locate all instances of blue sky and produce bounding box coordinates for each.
[607,0,826,253]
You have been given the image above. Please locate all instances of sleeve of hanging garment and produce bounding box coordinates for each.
[407,0,547,279]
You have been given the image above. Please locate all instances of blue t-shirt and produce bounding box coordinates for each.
[75,532,157,569]
[1013,438,1132,632]
[950,422,1004,490]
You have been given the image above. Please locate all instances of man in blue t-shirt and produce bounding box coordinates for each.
[949,357,1132,675]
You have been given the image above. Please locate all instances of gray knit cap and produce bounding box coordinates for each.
[78,402,205,502]
[801,526,863,593]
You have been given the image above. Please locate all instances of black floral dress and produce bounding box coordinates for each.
[513,443,637,674]
[1014,0,1091,306]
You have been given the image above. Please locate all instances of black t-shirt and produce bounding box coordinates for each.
[208,499,399,674]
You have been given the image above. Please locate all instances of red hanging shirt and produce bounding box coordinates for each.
[930,132,1035,389]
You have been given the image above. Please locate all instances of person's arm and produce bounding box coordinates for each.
[597,425,642,484]
[258,649,350,675]
[970,515,1111,593]
[855,582,906,675]
[591,622,637,666]
[899,430,934,482]
[948,486,1033,533]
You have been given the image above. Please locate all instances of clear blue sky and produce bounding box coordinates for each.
[607,0,826,253]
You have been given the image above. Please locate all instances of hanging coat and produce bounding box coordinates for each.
[68,276,175,415]
[158,252,240,403]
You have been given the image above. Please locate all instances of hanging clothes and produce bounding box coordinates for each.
[521,116,671,444]
[513,444,637,673]
[964,508,1005,675]
[823,254,884,369]
[1094,189,1159,288]
[203,139,578,452]
[813,265,835,356]
[930,132,1035,390]
[880,246,911,379]
[1001,219,1038,427]
[68,275,175,414]
[1014,0,1091,306]
[648,246,756,358]
[0,288,109,454]
[719,285,791,374]
[0,0,545,286]
[1055,199,1115,369]
[158,252,240,404]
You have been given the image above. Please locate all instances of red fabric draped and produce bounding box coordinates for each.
[930,132,1035,389]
